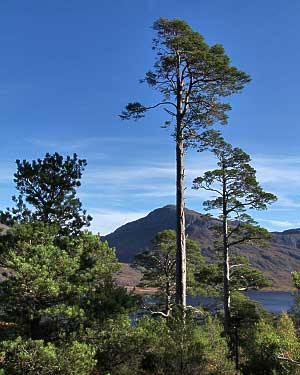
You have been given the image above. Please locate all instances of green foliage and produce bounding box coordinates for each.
[230,291,271,333]
[0,153,92,235]
[121,17,250,141]
[0,221,140,374]
[192,135,277,252]
[193,134,277,228]
[0,337,96,374]
[230,292,272,369]
[242,313,300,374]
[231,291,271,325]
[196,255,271,294]
[0,222,124,341]
[95,313,236,375]
[94,315,144,374]
[292,271,300,289]
[289,272,300,319]
[164,312,236,375]
[230,256,271,290]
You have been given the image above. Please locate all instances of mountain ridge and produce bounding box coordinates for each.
[103,205,300,290]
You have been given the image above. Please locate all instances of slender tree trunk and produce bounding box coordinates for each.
[175,125,186,307]
[165,281,171,316]
[175,54,186,308]
[223,217,231,334]
[222,174,231,335]
[176,135,186,375]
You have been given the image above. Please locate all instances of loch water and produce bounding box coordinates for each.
[245,291,294,314]
[188,291,295,314]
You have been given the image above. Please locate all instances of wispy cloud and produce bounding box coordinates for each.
[27,135,169,152]
[271,195,300,209]
[84,163,175,185]
[0,164,15,183]
[80,158,215,203]
[252,155,300,186]
[88,208,148,235]
[259,218,300,230]
[80,152,300,233]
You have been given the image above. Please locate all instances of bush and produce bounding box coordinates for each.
[95,312,236,375]
[243,313,300,374]
[0,337,96,374]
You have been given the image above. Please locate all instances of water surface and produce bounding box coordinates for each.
[246,291,294,314]
[188,291,295,314]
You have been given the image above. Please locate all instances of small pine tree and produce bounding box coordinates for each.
[134,230,204,316]
[0,152,92,235]
[193,133,276,335]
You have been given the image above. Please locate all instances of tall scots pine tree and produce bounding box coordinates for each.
[121,18,250,306]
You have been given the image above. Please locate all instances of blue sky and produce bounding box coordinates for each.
[1,0,300,234]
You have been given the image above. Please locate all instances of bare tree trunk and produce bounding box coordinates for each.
[223,218,231,334]
[176,134,186,375]
[175,52,186,308]
[222,174,231,335]
[175,133,186,307]
[165,281,171,316]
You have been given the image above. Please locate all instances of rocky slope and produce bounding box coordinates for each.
[103,205,300,290]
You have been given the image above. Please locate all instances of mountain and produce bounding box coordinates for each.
[103,205,300,290]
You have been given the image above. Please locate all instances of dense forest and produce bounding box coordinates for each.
[1,17,300,375]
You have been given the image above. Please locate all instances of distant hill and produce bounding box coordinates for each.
[103,205,300,290]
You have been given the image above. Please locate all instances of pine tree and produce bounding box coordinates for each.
[134,230,204,316]
[121,18,250,306]
[0,152,92,235]
[192,134,277,335]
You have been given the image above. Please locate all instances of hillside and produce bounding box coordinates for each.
[103,205,300,290]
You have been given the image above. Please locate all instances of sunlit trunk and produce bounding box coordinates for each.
[175,50,186,308]
[222,170,231,334]
[165,281,171,316]
[223,214,231,334]
[175,122,186,307]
